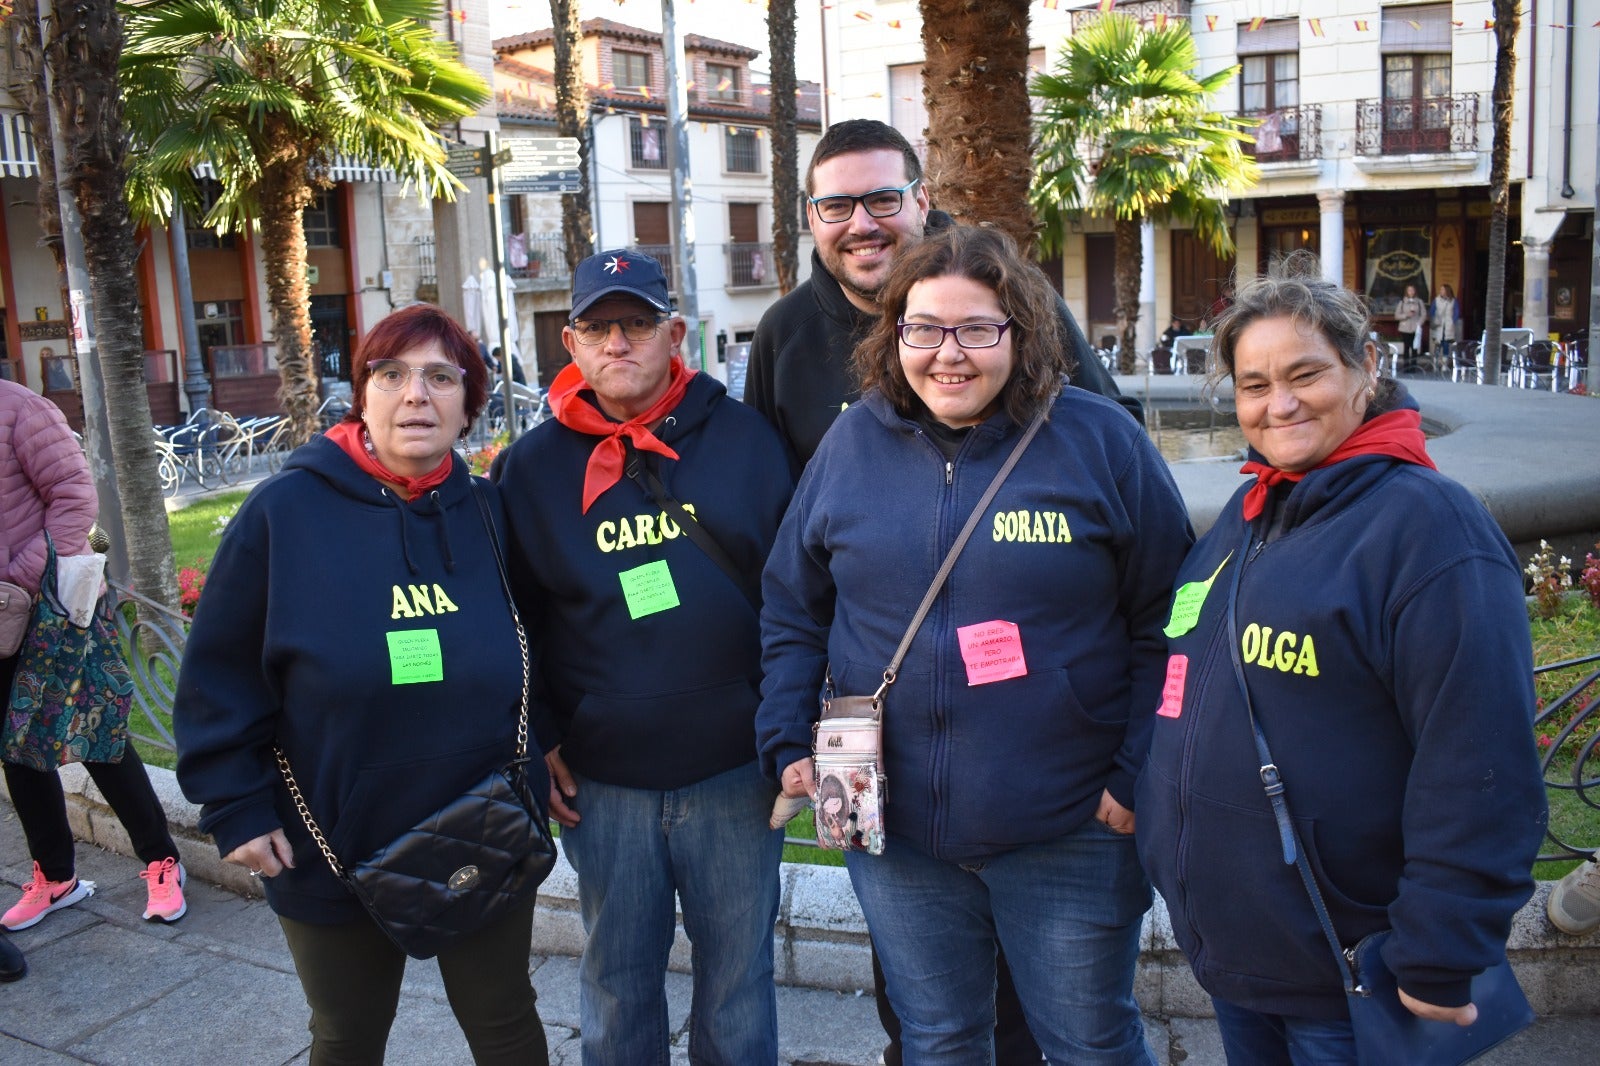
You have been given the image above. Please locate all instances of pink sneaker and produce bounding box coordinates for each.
[140,857,187,923]
[2,862,95,930]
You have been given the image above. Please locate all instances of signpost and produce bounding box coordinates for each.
[441,134,588,420]
[500,136,583,195]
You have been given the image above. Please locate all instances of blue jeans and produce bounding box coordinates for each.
[1212,999,1356,1065]
[562,760,782,1066]
[845,819,1154,1065]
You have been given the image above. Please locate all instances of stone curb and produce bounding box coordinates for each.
[9,762,1597,1018]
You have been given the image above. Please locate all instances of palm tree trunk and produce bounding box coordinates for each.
[550,0,594,271]
[919,0,1037,252]
[257,123,322,446]
[47,0,177,611]
[1482,0,1520,385]
[1114,215,1141,374]
[767,0,799,294]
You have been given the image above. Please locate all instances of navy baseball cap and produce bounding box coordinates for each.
[570,249,673,319]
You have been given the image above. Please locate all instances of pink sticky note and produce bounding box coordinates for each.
[956,620,1028,686]
[1157,654,1188,718]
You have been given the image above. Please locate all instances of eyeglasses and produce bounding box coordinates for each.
[807,179,920,225]
[896,319,1014,349]
[368,360,464,394]
[570,314,668,345]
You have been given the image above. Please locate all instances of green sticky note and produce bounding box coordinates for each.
[619,560,680,620]
[387,628,444,685]
[1163,553,1233,639]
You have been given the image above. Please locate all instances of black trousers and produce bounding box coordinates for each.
[874,939,1043,1065]
[279,899,548,1066]
[1,652,179,882]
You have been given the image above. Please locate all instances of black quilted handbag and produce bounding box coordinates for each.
[276,487,557,960]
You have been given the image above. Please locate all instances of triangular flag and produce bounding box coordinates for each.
[640,113,650,127]
[854,10,871,21]
[1153,12,1167,29]
[1408,20,1421,30]
[1484,19,1494,29]
[1205,14,1217,31]
[1356,19,1370,32]
[1452,20,1465,27]
[887,19,901,28]
[1043,0,1060,9]
[685,80,696,90]
[1247,17,1264,31]
[717,76,732,91]
[1098,0,1113,12]
[640,85,651,100]
[1309,18,1324,37]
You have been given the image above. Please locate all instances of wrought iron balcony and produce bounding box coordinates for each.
[1241,104,1321,164]
[724,242,776,289]
[1356,93,1480,156]
[506,232,571,285]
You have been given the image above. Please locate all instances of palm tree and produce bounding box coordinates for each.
[767,0,800,293]
[120,0,488,445]
[919,0,1036,251]
[10,0,179,610]
[549,0,594,273]
[1481,0,1520,385]
[1031,13,1256,372]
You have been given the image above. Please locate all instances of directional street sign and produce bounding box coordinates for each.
[503,175,584,195]
[501,137,581,178]
[444,145,488,180]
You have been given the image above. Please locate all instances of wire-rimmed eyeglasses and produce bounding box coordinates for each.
[569,314,668,345]
[807,179,920,224]
[368,360,465,394]
[896,319,1014,349]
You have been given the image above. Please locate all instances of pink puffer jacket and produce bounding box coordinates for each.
[0,378,97,595]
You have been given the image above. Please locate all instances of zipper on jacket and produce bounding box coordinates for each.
[945,460,953,486]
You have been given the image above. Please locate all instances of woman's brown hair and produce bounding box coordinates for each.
[853,225,1067,426]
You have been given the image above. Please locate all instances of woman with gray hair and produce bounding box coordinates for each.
[1135,252,1545,1062]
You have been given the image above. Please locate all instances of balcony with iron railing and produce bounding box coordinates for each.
[1356,92,1480,157]
[724,242,776,290]
[506,232,572,290]
[1241,103,1322,166]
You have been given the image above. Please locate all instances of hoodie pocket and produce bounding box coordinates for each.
[327,738,508,863]
[1171,789,1386,987]
[563,676,760,787]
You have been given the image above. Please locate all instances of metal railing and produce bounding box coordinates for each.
[109,580,189,753]
[1241,103,1321,164]
[507,233,571,283]
[724,242,775,288]
[1535,650,1600,865]
[1355,92,1480,155]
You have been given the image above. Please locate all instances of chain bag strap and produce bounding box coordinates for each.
[812,409,1048,854]
[274,480,553,958]
[1222,523,1531,1064]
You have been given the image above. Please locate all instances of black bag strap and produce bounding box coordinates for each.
[623,446,762,612]
[1223,521,1363,995]
[863,408,1048,702]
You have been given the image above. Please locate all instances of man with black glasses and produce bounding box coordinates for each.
[494,249,794,1065]
[746,118,1136,473]
[747,119,1083,1064]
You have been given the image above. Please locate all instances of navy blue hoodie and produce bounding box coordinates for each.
[175,436,542,925]
[493,372,794,790]
[758,388,1192,861]
[1135,409,1546,1018]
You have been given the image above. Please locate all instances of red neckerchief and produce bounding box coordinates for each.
[1240,409,1436,520]
[325,421,453,501]
[547,356,696,514]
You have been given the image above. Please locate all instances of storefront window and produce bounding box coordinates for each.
[1365,227,1432,315]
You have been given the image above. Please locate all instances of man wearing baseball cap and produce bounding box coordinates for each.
[493,249,795,1064]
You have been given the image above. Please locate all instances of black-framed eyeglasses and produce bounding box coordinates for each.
[569,314,669,345]
[368,360,465,394]
[896,318,1014,349]
[807,179,920,224]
